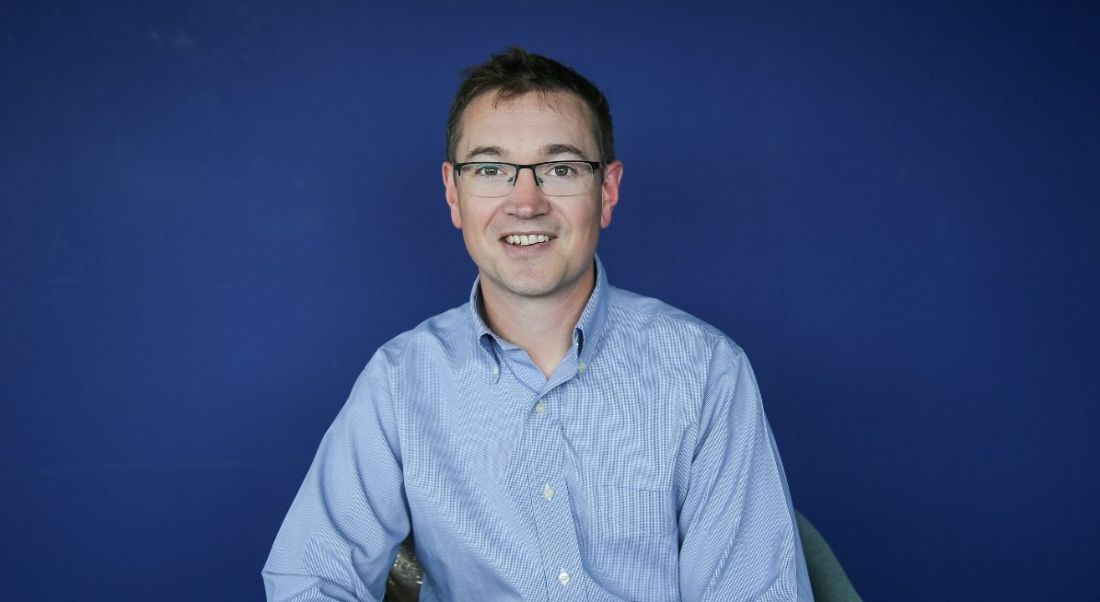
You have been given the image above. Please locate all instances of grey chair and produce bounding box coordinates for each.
[385,511,860,601]
[796,511,862,602]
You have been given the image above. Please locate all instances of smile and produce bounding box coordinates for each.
[504,234,552,246]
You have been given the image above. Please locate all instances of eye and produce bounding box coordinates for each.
[545,162,579,178]
[474,164,502,177]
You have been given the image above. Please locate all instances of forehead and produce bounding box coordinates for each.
[457,90,598,159]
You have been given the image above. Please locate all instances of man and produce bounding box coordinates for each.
[264,48,812,601]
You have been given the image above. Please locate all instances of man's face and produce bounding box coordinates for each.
[443,91,623,302]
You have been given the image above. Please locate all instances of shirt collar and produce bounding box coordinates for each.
[468,255,611,362]
[469,278,496,359]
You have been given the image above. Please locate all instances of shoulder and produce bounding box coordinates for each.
[368,302,476,373]
[342,302,476,418]
[600,285,755,434]
[604,285,745,365]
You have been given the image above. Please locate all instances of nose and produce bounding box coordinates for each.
[505,166,550,218]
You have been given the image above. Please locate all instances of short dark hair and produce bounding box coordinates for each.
[445,47,615,164]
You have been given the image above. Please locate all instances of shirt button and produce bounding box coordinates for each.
[558,569,570,586]
[577,362,586,373]
[543,484,555,500]
[534,401,546,414]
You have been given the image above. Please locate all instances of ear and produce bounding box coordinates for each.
[442,161,462,229]
[598,160,623,229]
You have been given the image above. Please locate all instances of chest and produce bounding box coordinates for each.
[399,364,700,496]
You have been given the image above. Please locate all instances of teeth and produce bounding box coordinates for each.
[505,234,551,246]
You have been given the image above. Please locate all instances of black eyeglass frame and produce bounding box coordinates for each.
[452,160,604,196]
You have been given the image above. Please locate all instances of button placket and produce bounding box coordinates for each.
[520,388,586,600]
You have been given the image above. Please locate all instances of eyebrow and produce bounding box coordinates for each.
[463,145,506,161]
[541,144,588,160]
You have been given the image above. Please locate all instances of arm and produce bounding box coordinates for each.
[678,341,813,601]
[263,352,410,602]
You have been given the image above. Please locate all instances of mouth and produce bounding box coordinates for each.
[502,233,554,247]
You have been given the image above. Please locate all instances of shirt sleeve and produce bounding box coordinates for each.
[262,351,410,602]
[678,340,814,601]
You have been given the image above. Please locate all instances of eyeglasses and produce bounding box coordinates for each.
[453,160,602,198]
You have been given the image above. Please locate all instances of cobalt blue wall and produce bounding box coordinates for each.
[2,2,1097,600]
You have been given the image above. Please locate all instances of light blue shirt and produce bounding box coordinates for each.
[263,258,813,601]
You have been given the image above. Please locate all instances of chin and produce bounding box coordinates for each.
[500,278,557,298]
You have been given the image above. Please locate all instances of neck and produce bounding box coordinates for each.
[480,263,595,378]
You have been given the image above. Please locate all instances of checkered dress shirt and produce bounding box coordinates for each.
[264,257,813,601]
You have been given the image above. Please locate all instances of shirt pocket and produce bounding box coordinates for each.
[580,484,679,601]
[593,484,677,537]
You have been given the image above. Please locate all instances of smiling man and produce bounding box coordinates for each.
[264,48,813,601]
[442,88,621,377]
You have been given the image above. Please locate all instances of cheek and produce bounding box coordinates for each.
[461,205,496,240]
[566,208,602,247]
[460,226,486,260]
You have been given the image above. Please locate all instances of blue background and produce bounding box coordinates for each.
[2,2,1098,600]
